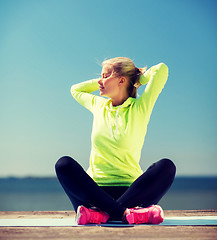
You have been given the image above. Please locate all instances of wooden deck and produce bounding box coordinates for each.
[0,210,217,240]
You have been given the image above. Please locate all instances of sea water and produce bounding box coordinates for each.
[0,177,217,211]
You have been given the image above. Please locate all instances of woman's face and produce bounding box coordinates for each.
[98,65,121,98]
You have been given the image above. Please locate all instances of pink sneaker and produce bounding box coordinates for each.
[125,205,164,224]
[76,206,110,225]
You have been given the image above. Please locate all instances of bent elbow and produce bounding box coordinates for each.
[70,84,76,96]
[159,63,169,74]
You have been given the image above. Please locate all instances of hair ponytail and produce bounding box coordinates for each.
[127,67,147,98]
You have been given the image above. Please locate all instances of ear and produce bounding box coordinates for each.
[119,76,127,86]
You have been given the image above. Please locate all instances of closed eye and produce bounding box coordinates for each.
[102,73,108,78]
[102,73,110,79]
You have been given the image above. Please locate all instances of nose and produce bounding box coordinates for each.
[98,78,102,85]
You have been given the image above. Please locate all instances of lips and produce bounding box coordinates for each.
[99,85,104,90]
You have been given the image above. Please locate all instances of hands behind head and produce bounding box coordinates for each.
[134,82,142,89]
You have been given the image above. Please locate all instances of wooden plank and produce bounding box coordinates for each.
[0,210,217,240]
[0,225,217,240]
[0,211,74,219]
[0,210,217,218]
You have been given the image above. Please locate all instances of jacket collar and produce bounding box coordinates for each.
[106,97,135,110]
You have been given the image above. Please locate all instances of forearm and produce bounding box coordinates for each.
[70,78,100,112]
[136,62,169,114]
[70,78,99,97]
[139,63,168,86]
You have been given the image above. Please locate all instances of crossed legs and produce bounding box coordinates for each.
[55,156,176,220]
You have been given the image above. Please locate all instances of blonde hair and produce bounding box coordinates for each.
[102,57,146,98]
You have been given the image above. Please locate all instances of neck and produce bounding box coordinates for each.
[111,92,129,107]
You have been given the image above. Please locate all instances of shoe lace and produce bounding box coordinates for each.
[135,210,148,224]
[89,211,103,224]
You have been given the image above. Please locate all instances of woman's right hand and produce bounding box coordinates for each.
[134,82,142,89]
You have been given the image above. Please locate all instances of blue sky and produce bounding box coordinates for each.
[0,0,217,177]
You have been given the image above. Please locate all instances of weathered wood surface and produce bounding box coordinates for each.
[0,210,217,240]
[1,209,217,218]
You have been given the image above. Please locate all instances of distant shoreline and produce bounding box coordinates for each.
[0,176,217,191]
[1,176,217,180]
[1,176,216,211]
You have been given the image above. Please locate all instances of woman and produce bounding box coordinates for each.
[55,57,176,225]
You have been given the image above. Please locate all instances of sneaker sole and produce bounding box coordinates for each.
[76,206,88,225]
[149,205,164,224]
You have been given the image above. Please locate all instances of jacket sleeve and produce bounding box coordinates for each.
[70,78,106,113]
[136,62,169,117]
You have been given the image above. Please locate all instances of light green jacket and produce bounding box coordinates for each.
[71,63,168,186]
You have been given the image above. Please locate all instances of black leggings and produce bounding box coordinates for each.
[55,156,176,220]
